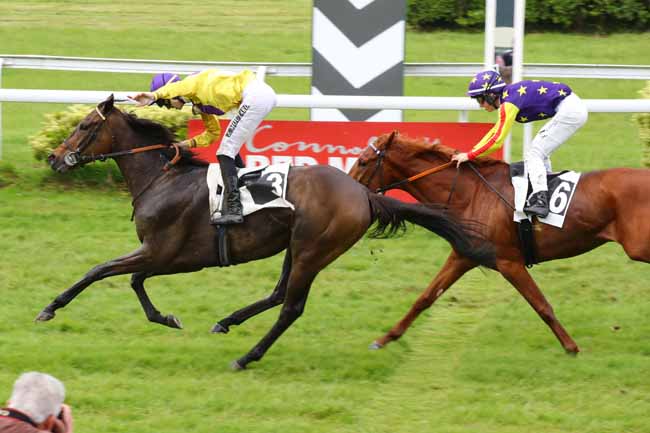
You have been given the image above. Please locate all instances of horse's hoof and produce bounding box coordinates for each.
[211,323,229,334]
[565,348,580,356]
[34,310,55,322]
[230,360,246,371]
[166,315,183,329]
[369,341,384,350]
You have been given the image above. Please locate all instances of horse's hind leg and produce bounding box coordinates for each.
[499,260,579,354]
[211,250,292,334]
[615,220,650,263]
[373,252,475,349]
[131,272,182,329]
[35,247,153,322]
[232,262,317,370]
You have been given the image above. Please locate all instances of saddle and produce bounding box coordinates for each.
[509,161,582,267]
[206,163,295,267]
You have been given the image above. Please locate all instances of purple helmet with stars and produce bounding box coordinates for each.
[149,73,180,92]
[466,70,506,97]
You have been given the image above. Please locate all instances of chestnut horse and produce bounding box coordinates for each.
[349,131,650,354]
[40,96,494,369]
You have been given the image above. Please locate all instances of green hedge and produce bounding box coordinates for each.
[636,81,650,168]
[407,0,650,32]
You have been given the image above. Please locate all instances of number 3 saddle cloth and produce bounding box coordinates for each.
[206,163,295,219]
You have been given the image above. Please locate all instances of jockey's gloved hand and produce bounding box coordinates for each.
[128,92,156,107]
[176,139,196,149]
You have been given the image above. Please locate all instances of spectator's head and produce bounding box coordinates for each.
[8,372,65,423]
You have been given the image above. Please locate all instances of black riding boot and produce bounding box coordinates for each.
[211,155,243,225]
[524,190,550,218]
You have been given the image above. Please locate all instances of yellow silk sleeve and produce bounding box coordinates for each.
[468,102,518,159]
[190,113,222,148]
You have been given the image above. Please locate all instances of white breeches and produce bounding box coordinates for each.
[524,93,588,193]
[217,79,277,159]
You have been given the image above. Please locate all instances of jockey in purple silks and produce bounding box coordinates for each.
[451,69,588,217]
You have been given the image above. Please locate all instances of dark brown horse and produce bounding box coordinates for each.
[40,96,494,369]
[349,131,650,354]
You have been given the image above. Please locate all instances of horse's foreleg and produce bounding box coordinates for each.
[35,248,152,322]
[232,263,317,370]
[498,260,579,354]
[131,272,182,329]
[211,250,291,334]
[372,253,475,349]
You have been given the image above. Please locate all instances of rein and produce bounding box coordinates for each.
[466,162,515,211]
[78,144,169,163]
[376,161,454,193]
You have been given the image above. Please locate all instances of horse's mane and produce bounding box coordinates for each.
[392,134,505,168]
[122,111,209,167]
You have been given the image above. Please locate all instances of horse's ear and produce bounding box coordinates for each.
[98,94,115,116]
[386,130,399,148]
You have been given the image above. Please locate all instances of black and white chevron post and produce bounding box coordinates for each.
[311,0,406,122]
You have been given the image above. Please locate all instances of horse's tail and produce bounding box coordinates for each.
[366,193,495,267]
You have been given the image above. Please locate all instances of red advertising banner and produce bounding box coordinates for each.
[189,120,495,201]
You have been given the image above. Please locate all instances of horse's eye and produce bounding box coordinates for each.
[79,123,90,131]
[358,160,367,167]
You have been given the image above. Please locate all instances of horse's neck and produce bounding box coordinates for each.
[111,130,168,199]
[401,157,508,207]
[391,155,462,202]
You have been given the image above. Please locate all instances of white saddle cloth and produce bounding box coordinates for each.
[512,168,581,229]
[206,163,295,218]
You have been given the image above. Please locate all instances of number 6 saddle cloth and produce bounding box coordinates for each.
[206,162,295,219]
[510,161,582,228]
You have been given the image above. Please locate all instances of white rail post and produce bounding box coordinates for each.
[256,65,267,82]
[484,0,496,69]
[511,0,526,161]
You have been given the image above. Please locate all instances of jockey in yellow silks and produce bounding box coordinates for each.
[129,69,277,225]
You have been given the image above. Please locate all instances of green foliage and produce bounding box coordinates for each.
[636,81,650,167]
[407,0,483,30]
[29,105,195,162]
[407,0,650,32]
[0,160,18,187]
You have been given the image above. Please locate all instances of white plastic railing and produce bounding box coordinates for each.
[2,55,650,79]
[2,89,649,113]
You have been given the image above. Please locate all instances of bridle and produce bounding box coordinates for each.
[61,106,180,169]
[360,142,515,211]
[62,107,113,167]
[361,142,455,194]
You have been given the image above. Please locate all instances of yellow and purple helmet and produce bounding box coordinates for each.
[466,70,506,98]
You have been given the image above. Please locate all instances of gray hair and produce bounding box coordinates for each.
[8,372,65,423]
